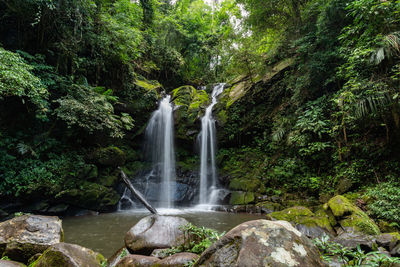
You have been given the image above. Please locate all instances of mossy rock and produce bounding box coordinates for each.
[92,146,126,167]
[326,195,380,235]
[78,164,98,180]
[229,178,265,193]
[229,191,255,205]
[55,182,120,212]
[30,242,105,267]
[378,220,399,233]
[255,201,283,214]
[267,206,335,236]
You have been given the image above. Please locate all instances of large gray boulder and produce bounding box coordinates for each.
[194,219,326,267]
[0,215,63,263]
[31,242,105,267]
[125,215,189,255]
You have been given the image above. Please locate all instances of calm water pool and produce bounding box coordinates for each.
[63,208,264,258]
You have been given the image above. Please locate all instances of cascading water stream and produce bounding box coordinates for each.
[198,83,225,205]
[145,95,176,208]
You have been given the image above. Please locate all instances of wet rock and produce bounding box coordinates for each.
[47,204,69,214]
[125,215,189,255]
[31,242,105,267]
[0,215,63,263]
[326,195,380,235]
[116,254,160,267]
[194,219,326,267]
[267,206,335,238]
[0,259,26,266]
[154,252,199,267]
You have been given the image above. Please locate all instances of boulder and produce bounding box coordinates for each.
[375,233,400,251]
[391,243,400,257]
[150,248,172,259]
[115,254,160,267]
[92,146,126,167]
[0,215,63,263]
[0,260,26,266]
[229,191,255,205]
[154,252,199,267]
[334,232,376,250]
[267,206,335,238]
[194,219,326,267]
[31,242,105,267]
[325,195,380,235]
[125,215,189,255]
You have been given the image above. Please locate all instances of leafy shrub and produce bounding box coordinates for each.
[314,235,400,266]
[366,182,400,224]
[164,223,224,257]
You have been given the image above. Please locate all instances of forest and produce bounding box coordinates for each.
[0,0,400,266]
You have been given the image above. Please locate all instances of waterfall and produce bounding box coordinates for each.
[198,83,225,205]
[145,96,176,208]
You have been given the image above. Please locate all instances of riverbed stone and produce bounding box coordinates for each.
[125,215,189,255]
[194,219,326,267]
[266,206,335,238]
[115,254,160,267]
[31,242,105,267]
[154,252,199,267]
[0,215,63,263]
[326,195,380,235]
[0,260,26,266]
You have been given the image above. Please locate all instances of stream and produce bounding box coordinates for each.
[63,209,263,258]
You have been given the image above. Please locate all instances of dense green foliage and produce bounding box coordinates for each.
[0,0,400,230]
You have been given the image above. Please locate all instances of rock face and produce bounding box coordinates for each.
[32,242,104,267]
[116,254,160,267]
[267,206,335,238]
[154,252,199,267]
[125,215,189,255]
[0,215,63,263]
[194,219,326,267]
[325,195,380,235]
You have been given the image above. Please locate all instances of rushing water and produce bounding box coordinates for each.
[144,96,176,208]
[198,84,225,205]
[63,210,263,258]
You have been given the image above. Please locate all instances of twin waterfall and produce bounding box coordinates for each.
[145,95,176,208]
[198,83,225,205]
[124,84,225,210]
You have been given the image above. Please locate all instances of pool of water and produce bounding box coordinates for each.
[63,208,264,258]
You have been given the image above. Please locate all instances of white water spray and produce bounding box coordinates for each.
[198,83,225,205]
[145,96,176,208]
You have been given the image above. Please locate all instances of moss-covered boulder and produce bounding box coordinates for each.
[55,182,120,212]
[31,242,105,267]
[228,178,265,193]
[267,206,335,238]
[91,146,126,167]
[153,252,199,267]
[0,215,63,263]
[326,195,380,235]
[116,254,160,266]
[229,191,255,205]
